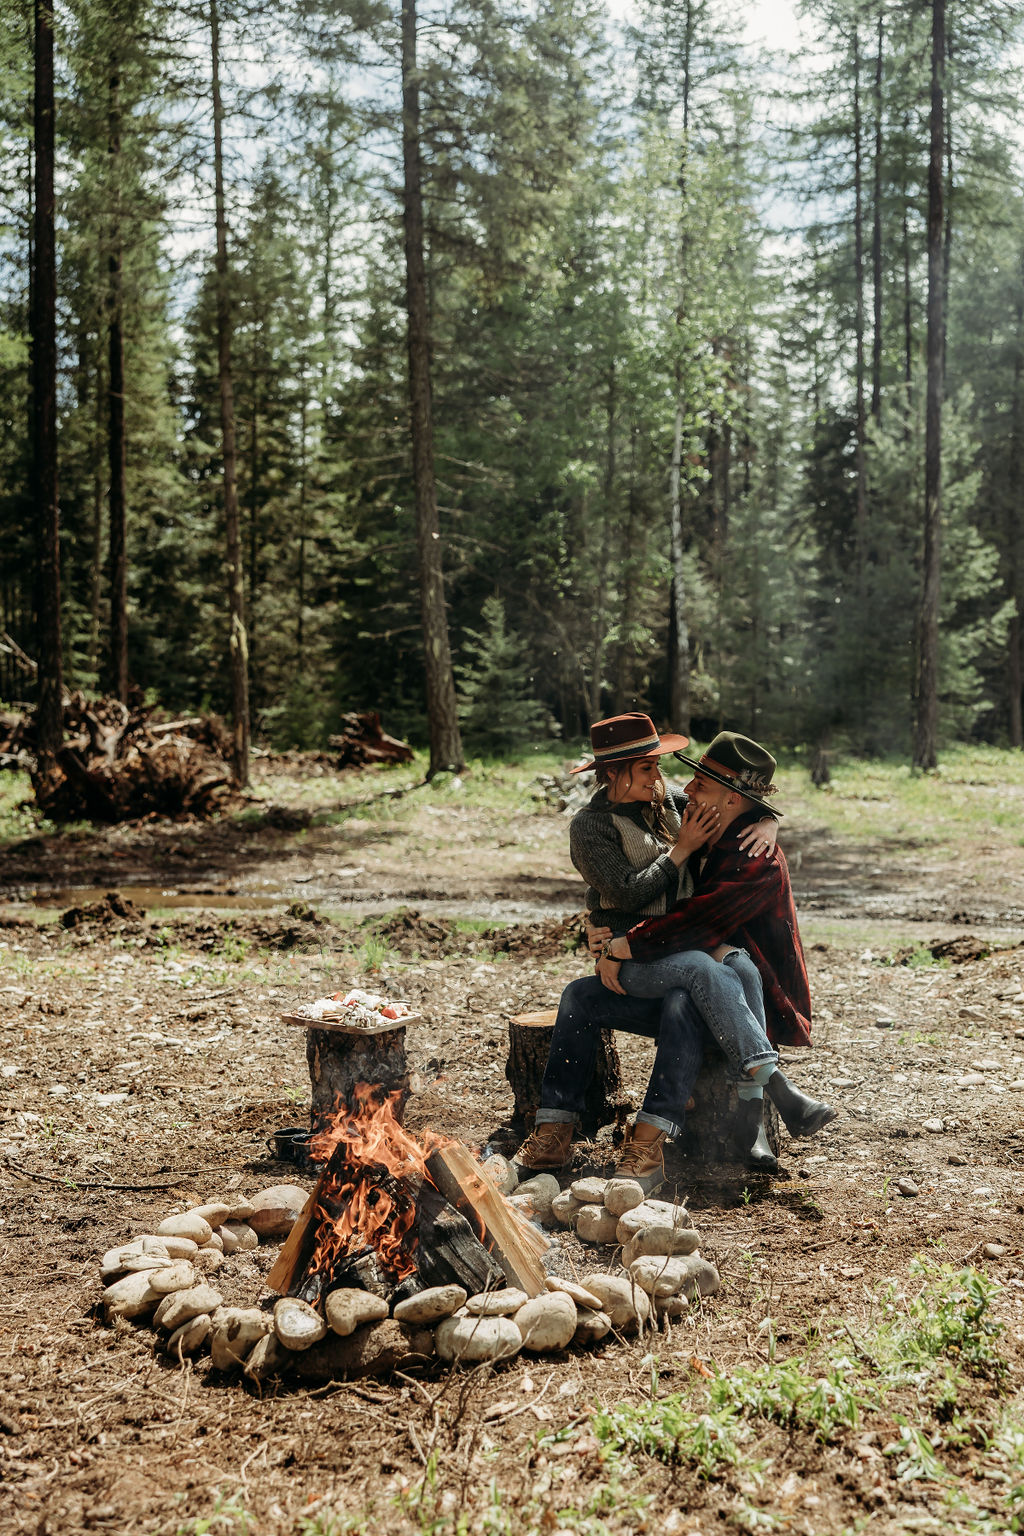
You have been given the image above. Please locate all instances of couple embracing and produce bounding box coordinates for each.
[515,713,836,1194]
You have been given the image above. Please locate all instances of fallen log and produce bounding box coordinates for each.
[329,710,413,768]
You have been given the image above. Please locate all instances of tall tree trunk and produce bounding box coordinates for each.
[667,389,691,735]
[1007,260,1024,749]
[210,0,250,787]
[107,67,128,704]
[870,11,884,421]
[913,0,945,770]
[852,24,869,743]
[31,0,62,769]
[400,0,464,775]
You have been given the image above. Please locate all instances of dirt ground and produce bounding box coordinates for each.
[1,761,1022,1536]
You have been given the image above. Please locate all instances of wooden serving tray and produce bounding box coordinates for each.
[279,1011,420,1036]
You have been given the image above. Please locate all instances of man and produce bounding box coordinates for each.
[515,731,835,1192]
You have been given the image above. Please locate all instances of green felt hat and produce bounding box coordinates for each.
[674,731,782,814]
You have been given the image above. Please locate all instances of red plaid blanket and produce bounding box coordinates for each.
[626,817,812,1047]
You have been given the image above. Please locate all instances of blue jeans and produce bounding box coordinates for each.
[618,948,777,1080]
[536,976,704,1138]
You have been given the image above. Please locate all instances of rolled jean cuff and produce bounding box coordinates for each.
[741,1048,779,1073]
[636,1110,679,1137]
[535,1108,575,1125]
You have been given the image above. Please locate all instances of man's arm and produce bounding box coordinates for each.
[623,845,783,961]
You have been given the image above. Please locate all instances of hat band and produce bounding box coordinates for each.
[701,754,777,796]
[593,732,661,762]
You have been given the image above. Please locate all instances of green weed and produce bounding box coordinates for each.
[167,1492,251,1535]
[357,934,394,972]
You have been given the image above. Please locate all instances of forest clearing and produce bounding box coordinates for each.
[1,750,1023,1536]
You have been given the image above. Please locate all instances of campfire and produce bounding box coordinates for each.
[268,1082,547,1310]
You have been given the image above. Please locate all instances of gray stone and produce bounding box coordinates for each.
[982,1242,1006,1259]
[569,1177,608,1204]
[148,1261,197,1295]
[325,1289,390,1337]
[248,1184,310,1238]
[650,1257,721,1309]
[225,1198,256,1222]
[516,1292,576,1352]
[629,1254,713,1299]
[575,1205,620,1245]
[573,1306,611,1345]
[620,1225,701,1264]
[579,1272,650,1329]
[156,1212,213,1244]
[465,1288,529,1316]
[513,1174,560,1222]
[193,1248,226,1275]
[209,1307,274,1370]
[103,1271,161,1320]
[219,1221,259,1253]
[895,1177,919,1198]
[154,1283,224,1333]
[616,1200,690,1245]
[435,1314,522,1364]
[202,1231,224,1252]
[101,1249,169,1281]
[165,1313,212,1358]
[243,1331,290,1382]
[958,1073,987,1088]
[274,1297,328,1351]
[550,1190,582,1226]
[603,1179,646,1217]
[481,1154,518,1195]
[393,1285,467,1326]
[922,1118,945,1134]
[191,1202,231,1228]
[545,1277,602,1310]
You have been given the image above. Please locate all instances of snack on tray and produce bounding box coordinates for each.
[293,990,413,1027]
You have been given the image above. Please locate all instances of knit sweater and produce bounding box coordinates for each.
[569,786,694,933]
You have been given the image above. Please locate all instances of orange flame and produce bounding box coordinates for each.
[305,1084,449,1286]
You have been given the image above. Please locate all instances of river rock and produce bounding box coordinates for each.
[982,1242,1006,1259]
[157,1212,213,1244]
[621,1225,701,1264]
[220,1221,258,1253]
[546,1277,603,1310]
[191,1202,231,1228]
[580,1272,650,1329]
[603,1179,646,1217]
[435,1314,522,1364]
[516,1292,576,1352]
[148,1261,197,1295]
[274,1297,328,1351]
[202,1231,224,1252]
[575,1205,620,1245]
[629,1254,713,1299]
[650,1258,722,1313]
[393,1285,467,1326]
[574,1306,611,1344]
[159,1235,200,1259]
[209,1307,274,1370]
[514,1174,560,1222]
[154,1283,224,1333]
[101,1248,169,1281]
[193,1248,226,1275]
[103,1271,161,1320]
[225,1198,256,1222]
[465,1288,529,1316]
[615,1200,690,1244]
[895,1177,919,1198]
[570,1177,608,1204]
[165,1313,212,1358]
[325,1289,390,1337]
[482,1154,518,1194]
[244,1331,290,1382]
[248,1184,310,1238]
[922,1118,945,1134]
[551,1191,582,1226]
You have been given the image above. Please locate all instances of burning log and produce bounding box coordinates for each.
[505,1010,632,1136]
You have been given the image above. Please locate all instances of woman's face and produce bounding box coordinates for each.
[607,757,662,804]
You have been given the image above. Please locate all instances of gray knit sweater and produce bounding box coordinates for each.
[569,786,694,934]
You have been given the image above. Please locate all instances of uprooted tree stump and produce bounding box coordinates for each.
[505,1009,633,1137]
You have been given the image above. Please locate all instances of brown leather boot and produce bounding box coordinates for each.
[614,1123,666,1196]
[513,1120,573,1174]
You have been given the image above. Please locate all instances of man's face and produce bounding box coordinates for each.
[684,771,735,817]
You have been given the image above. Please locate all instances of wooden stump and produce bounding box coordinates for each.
[306,1025,411,1133]
[678,1046,781,1165]
[504,1010,633,1137]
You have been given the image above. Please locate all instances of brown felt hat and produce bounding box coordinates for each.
[675,730,782,813]
[570,713,689,775]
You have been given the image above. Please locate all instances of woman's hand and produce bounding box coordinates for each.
[674,800,720,858]
[596,954,626,993]
[737,817,778,859]
[586,920,613,959]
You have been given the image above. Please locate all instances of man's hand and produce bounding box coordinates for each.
[586,921,613,959]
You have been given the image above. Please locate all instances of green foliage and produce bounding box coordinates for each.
[457,597,555,754]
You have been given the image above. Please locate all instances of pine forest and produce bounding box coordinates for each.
[4,0,1024,776]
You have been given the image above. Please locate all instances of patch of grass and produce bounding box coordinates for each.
[357,934,395,972]
[166,1492,251,1535]
[904,943,952,970]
